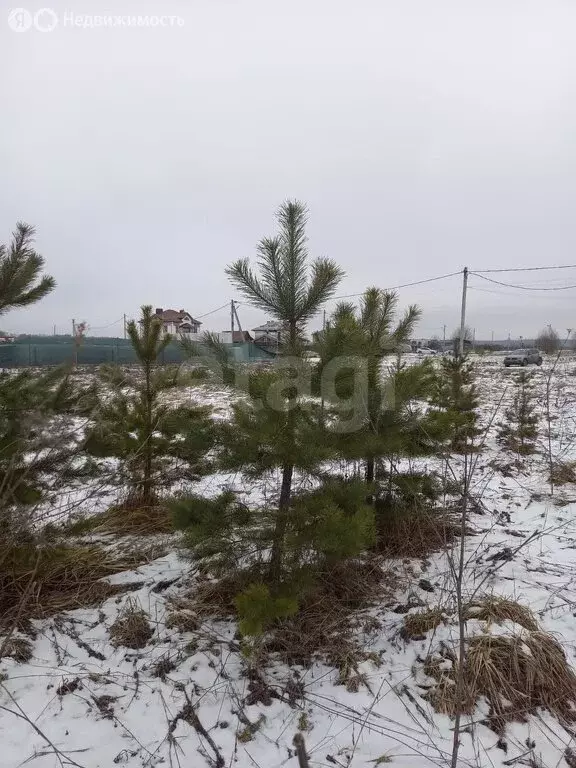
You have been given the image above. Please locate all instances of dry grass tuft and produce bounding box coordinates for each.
[465,596,539,631]
[192,568,261,620]
[0,543,144,625]
[109,599,154,649]
[0,637,33,663]
[165,605,199,633]
[266,559,395,668]
[401,608,444,640]
[375,502,461,558]
[87,503,174,535]
[149,654,178,680]
[425,671,475,717]
[424,629,576,731]
[550,461,576,486]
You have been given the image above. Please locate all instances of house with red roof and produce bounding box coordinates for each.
[152,308,202,338]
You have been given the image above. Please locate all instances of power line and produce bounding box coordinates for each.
[331,270,462,301]
[470,272,576,291]
[469,284,576,299]
[469,285,530,298]
[88,316,124,330]
[471,264,576,274]
[197,302,233,319]
[328,264,576,304]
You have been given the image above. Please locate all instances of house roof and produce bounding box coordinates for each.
[232,330,252,342]
[153,308,202,325]
[253,320,283,332]
[255,332,281,343]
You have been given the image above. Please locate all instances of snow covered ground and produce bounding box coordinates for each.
[3,356,576,768]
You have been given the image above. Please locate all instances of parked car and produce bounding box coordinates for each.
[417,347,437,356]
[503,348,543,367]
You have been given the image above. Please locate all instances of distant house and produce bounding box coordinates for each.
[253,320,283,348]
[220,330,253,344]
[152,308,202,338]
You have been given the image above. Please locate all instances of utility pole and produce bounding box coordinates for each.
[123,313,127,340]
[53,324,56,337]
[230,299,235,340]
[458,267,468,359]
[323,310,327,332]
[232,301,243,336]
[72,319,77,366]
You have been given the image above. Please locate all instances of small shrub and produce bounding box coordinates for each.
[235,583,298,637]
[237,714,266,743]
[428,356,480,451]
[497,372,539,455]
[297,712,310,732]
[85,306,215,508]
[536,326,560,355]
[288,481,376,565]
[187,557,395,667]
[171,491,252,571]
[263,558,396,667]
[174,480,376,582]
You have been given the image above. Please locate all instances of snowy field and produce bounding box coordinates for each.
[3,355,576,768]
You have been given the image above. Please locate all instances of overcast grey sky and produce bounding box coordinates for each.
[1,0,576,340]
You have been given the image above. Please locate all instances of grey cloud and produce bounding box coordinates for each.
[1,0,576,338]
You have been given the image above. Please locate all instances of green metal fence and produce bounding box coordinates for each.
[0,337,275,367]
